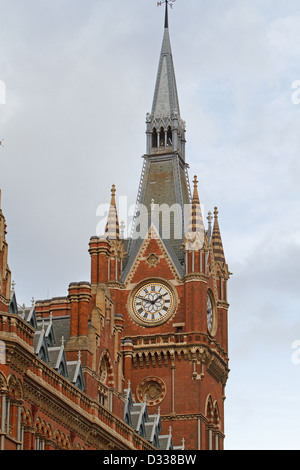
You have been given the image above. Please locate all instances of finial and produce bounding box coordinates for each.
[111,184,116,197]
[128,380,131,390]
[193,175,198,187]
[78,350,81,361]
[120,220,125,239]
[11,280,16,291]
[31,297,35,307]
[207,211,213,226]
[61,336,65,346]
[157,0,176,29]
[151,198,155,212]
[214,207,219,218]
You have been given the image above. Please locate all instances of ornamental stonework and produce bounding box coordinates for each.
[136,377,166,406]
[146,253,160,268]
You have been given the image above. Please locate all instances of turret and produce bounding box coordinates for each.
[212,207,230,303]
[0,190,12,311]
[89,185,126,285]
[183,176,207,276]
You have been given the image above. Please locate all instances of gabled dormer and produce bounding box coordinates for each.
[48,340,69,378]
[67,353,85,391]
[26,303,38,329]
[9,289,18,314]
[34,328,49,363]
[37,315,56,347]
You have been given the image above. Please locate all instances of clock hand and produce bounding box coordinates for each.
[137,296,150,302]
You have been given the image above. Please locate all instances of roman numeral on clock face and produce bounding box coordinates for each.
[133,282,174,324]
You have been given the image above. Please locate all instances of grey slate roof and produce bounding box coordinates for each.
[124,387,184,450]
[16,302,85,391]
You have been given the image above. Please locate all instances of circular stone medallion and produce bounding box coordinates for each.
[136,377,166,406]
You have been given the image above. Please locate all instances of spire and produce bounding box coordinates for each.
[184,176,205,251]
[211,207,226,264]
[151,27,179,120]
[123,1,190,278]
[105,185,120,240]
[146,0,186,159]
[0,189,11,305]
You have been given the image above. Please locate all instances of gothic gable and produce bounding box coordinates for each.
[122,226,183,287]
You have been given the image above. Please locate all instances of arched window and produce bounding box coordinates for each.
[167,126,172,146]
[159,127,165,147]
[58,361,67,378]
[152,128,158,148]
[39,346,47,362]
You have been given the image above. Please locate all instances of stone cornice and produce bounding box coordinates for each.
[24,370,154,450]
[127,336,229,384]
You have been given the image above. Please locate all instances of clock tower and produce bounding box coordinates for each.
[95,2,230,450]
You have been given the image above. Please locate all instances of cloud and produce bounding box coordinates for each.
[0,0,300,450]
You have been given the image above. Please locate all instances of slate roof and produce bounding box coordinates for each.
[124,386,184,450]
[13,297,85,392]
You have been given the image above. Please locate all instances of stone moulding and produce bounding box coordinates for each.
[130,341,229,385]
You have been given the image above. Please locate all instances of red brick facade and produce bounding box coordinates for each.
[0,7,230,451]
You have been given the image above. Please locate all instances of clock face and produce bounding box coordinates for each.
[207,294,213,333]
[132,282,174,325]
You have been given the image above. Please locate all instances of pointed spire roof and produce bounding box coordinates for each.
[184,176,205,250]
[211,207,226,263]
[105,185,120,240]
[151,8,180,121]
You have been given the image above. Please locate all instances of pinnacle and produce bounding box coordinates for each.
[211,207,226,264]
[105,184,120,240]
[184,175,205,251]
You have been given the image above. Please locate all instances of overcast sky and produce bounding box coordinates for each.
[1,0,300,450]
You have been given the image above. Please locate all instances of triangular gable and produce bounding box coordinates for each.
[37,318,56,347]
[67,359,85,391]
[9,290,18,314]
[50,345,68,378]
[34,330,49,363]
[26,306,37,329]
[121,224,184,285]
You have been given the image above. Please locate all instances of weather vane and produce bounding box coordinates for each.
[157,0,176,9]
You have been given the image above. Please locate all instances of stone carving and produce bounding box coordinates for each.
[136,377,166,406]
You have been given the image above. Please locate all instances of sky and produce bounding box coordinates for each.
[0,0,300,451]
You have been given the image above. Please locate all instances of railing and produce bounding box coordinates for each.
[0,313,35,347]
[27,359,154,450]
